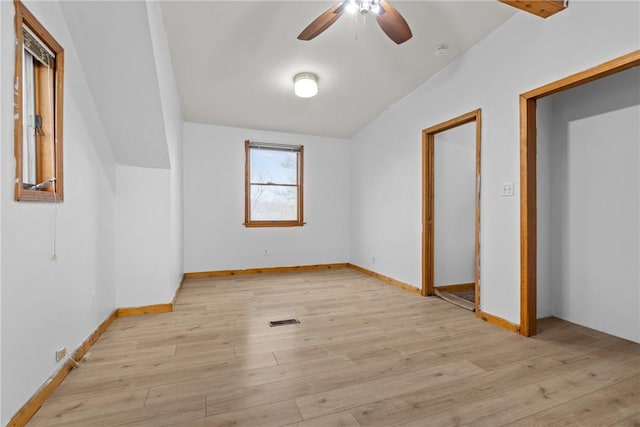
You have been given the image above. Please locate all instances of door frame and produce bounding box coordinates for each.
[422,109,482,314]
[519,50,640,337]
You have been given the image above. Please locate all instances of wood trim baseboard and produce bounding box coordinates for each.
[434,283,475,293]
[172,278,184,308]
[75,310,118,360]
[6,309,118,427]
[348,263,421,295]
[477,310,521,333]
[117,303,173,317]
[184,263,349,279]
[119,274,186,316]
[8,276,189,425]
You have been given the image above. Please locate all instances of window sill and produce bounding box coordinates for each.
[244,221,305,228]
[15,187,63,202]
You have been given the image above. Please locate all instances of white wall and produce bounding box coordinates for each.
[147,0,184,297]
[0,1,117,423]
[434,122,476,286]
[58,1,170,169]
[184,123,349,272]
[536,97,554,318]
[545,67,639,343]
[350,0,640,321]
[115,166,173,307]
[1,1,184,421]
[114,0,183,309]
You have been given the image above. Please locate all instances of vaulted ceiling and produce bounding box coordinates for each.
[61,1,172,168]
[161,1,516,138]
[60,1,517,167]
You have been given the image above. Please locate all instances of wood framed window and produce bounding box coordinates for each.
[13,0,64,202]
[244,140,304,227]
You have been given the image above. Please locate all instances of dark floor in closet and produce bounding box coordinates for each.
[434,288,475,312]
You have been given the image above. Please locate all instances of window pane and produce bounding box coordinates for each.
[22,50,37,186]
[14,1,65,202]
[250,185,297,221]
[250,149,297,185]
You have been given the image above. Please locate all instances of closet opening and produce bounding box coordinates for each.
[520,50,640,337]
[422,109,481,314]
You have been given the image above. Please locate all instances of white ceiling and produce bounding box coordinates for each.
[160,1,516,138]
[61,1,171,168]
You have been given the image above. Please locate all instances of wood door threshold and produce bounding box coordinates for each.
[434,288,475,312]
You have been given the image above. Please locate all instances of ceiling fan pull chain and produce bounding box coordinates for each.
[353,9,359,41]
[363,9,368,32]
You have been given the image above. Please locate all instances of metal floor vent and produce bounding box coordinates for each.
[269,318,300,327]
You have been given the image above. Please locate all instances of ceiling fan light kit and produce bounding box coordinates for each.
[346,0,381,15]
[294,72,319,98]
[298,0,412,45]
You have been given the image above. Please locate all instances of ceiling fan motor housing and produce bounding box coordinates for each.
[298,0,412,45]
[346,0,381,15]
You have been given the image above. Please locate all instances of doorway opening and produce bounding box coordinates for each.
[519,50,640,337]
[422,109,481,314]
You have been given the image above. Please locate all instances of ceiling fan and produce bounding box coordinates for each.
[298,0,413,45]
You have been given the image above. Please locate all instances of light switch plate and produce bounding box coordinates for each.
[501,182,514,197]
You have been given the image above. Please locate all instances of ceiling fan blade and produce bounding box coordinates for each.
[375,0,412,45]
[298,2,346,41]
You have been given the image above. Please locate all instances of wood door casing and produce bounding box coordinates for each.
[422,109,482,314]
[519,50,640,336]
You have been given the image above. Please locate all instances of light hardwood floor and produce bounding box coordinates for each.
[28,269,640,426]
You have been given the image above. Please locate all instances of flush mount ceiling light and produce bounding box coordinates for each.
[294,72,318,98]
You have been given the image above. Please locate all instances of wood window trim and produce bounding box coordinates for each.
[421,109,482,317]
[244,140,304,227]
[13,0,64,202]
[519,50,640,337]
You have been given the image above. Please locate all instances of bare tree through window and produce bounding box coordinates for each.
[245,140,304,227]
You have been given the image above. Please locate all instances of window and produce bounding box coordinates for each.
[244,140,304,227]
[14,0,64,202]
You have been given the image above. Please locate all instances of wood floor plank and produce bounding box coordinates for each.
[28,388,149,426]
[612,412,640,426]
[203,349,442,417]
[509,375,640,426]
[350,346,637,426]
[25,269,640,426]
[295,359,486,419]
[273,345,332,365]
[52,352,279,400]
[85,344,177,366]
[31,396,205,427]
[145,354,355,406]
[402,356,639,426]
[284,411,361,427]
[171,399,302,427]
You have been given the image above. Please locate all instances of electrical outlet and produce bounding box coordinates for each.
[501,182,515,197]
[264,249,269,257]
[55,346,66,362]
[372,256,376,264]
